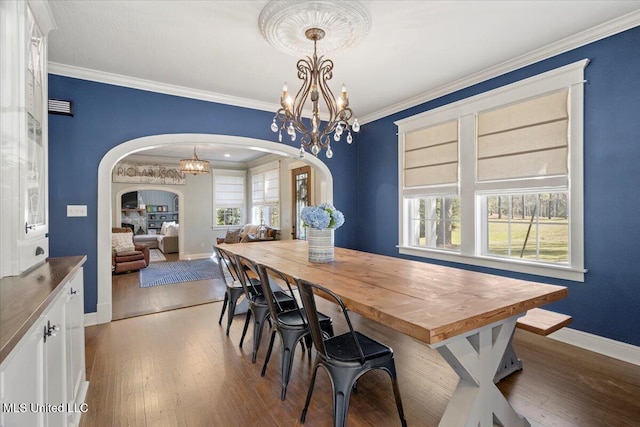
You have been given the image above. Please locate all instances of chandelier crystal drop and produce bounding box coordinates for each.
[179,146,211,175]
[271,27,360,158]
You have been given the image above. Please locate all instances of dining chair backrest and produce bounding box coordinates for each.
[257,263,304,323]
[234,254,264,299]
[214,246,240,286]
[296,278,365,364]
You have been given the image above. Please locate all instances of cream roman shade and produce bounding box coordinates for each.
[403,120,458,189]
[477,90,568,182]
[215,175,245,208]
[252,161,279,205]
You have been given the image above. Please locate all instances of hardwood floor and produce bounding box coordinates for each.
[112,253,226,320]
[81,299,640,426]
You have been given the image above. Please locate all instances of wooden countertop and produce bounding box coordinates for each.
[218,241,568,345]
[0,255,87,364]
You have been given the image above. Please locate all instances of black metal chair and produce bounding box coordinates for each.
[213,246,245,336]
[256,263,334,400]
[296,278,408,427]
[235,254,297,363]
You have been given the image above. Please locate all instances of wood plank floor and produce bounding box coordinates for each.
[112,253,226,320]
[80,298,640,426]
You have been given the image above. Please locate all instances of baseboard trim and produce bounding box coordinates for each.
[183,253,213,261]
[84,312,98,326]
[549,327,640,366]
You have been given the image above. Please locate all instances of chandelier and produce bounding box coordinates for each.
[270,27,360,159]
[179,146,210,175]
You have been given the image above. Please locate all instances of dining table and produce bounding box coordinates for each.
[217,240,568,427]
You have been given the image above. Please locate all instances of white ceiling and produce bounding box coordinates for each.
[47,0,640,162]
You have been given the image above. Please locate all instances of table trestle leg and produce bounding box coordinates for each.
[433,317,530,427]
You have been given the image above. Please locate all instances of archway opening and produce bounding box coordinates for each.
[96,134,333,324]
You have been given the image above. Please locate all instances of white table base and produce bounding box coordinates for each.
[431,316,530,427]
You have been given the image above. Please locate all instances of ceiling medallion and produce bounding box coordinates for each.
[259,0,371,56]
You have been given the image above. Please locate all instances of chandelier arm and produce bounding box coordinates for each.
[291,57,314,138]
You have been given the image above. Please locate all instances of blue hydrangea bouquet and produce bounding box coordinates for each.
[301,203,345,230]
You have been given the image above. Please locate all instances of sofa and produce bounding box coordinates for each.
[133,221,179,254]
[216,224,280,244]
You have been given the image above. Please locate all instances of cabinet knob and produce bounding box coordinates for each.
[70,287,78,295]
[36,246,45,256]
[25,222,36,233]
[44,321,61,342]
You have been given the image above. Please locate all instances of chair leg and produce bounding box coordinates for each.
[239,310,251,348]
[218,292,228,325]
[301,361,321,423]
[328,367,360,427]
[225,294,240,336]
[251,307,270,363]
[382,360,408,427]
[279,330,306,400]
[261,330,277,377]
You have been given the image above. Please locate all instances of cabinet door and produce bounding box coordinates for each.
[65,268,87,414]
[0,319,45,427]
[44,296,67,427]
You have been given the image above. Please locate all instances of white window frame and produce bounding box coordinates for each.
[396,59,588,282]
[212,169,246,228]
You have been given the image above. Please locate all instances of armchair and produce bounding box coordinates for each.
[112,227,150,274]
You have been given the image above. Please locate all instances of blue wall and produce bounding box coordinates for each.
[48,77,359,314]
[356,26,640,346]
[49,26,640,347]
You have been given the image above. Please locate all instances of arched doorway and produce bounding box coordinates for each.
[96,134,334,324]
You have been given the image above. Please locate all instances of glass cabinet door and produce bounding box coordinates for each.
[23,7,46,236]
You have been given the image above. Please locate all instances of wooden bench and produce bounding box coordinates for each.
[516,307,572,335]
[495,308,572,382]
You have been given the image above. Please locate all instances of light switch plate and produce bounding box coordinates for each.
[67,205,87,217]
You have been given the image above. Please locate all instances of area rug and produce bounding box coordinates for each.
[140,258,222,288]
[149,248,166,262]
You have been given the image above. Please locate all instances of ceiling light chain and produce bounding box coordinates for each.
[271,28,360,159]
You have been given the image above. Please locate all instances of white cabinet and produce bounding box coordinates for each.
[0,0,56,278]
[0,267,88,427]
[64,270,88,425]
[0,316,45,427]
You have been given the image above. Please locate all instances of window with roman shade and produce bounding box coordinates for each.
[251,161,280,227]
[403,120,459,191]
[396,59,587,282]
[213,171,246,226]
[477,90,568,185]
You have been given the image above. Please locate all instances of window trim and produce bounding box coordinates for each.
[396,59,588,282]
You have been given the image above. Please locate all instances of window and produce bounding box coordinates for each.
[251,161,280,228]
[213,171,246,226]
[396,60,587,281]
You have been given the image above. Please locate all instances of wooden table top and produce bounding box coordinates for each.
[0,256,87,364]
[218,241,567,345]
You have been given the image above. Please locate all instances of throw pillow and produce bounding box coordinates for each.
[112,232,135,253]
[224,228,241,244]
[165,224,179,237]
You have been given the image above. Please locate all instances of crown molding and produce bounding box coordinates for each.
[48,62,280,114]
[359,10,640,124]
[48,10,639,125]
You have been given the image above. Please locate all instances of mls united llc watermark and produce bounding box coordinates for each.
[2,402,88,413]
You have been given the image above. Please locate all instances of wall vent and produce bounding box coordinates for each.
[48,99,73,116]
